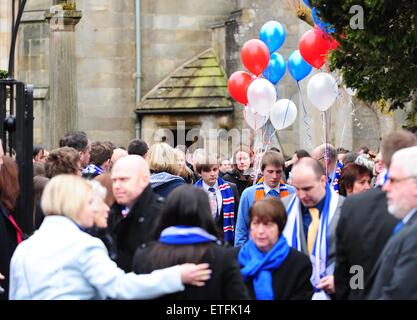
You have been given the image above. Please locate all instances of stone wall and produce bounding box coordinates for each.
[0,2,12,71]
[18,1,51,144]
[141,0,236,94]
[75,0,136,147]
[1,0,407,152]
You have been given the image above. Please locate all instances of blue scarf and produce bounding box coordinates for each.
[375,168,388,187]
[159,226,217,244]
[195,177,235,242]
[284,183,338,298]
[331,161,343,193]
[238,236,290,300]
[82,164,103,176]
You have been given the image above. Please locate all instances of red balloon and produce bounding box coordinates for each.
[227,71,254,105]
[241,39,270,76]
[299,26,337,69]
[329,37,339,51]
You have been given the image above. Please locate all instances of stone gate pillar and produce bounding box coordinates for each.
[45,1,81,148]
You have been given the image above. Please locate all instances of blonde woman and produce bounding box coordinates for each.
[9,175,211,300]
[147,143,186,198]
[174,148,194,184]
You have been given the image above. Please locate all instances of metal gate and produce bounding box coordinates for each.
[0,79,34,235]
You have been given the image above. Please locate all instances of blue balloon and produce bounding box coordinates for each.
[262,52,286,85]
[312,8,335,34]
[287,50,312,81]
[259,21,286,53]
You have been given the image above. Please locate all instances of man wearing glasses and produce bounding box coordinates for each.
[367,146,417,299]
[311,144,343,193]
[334,130,417,300]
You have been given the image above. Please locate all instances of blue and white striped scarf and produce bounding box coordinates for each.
[375,168,388,187]
[331,161,343,193]
[282,183,339,300]
[159,226,218,244]
[195,177,235,242]
[82,164,103,176]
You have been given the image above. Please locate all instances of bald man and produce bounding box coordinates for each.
[282,157,344,299]
[108,155,164,272]
[110,148,128,168]
[311,144,343,193]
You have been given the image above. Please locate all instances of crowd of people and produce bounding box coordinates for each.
[0,128,416,300]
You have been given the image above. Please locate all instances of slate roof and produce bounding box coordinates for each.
[136,49,233,114]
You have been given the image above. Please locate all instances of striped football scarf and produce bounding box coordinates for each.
[331,161,343,194]
[283,183,339,300]
[254,181,290,201]
[195,177,235,242]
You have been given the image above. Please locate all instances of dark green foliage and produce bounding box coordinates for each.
[311,0,417,111]
[0,69,7,79]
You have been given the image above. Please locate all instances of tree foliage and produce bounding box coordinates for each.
[0,69,7,79]
[311,0,417,112]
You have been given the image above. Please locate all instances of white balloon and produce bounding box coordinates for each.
[247,78,277,116]
[244,104,269,130]
[307,72,339,111]
[270,99,297,130]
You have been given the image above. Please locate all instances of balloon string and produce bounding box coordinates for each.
[326,111,332,178]
[267,121,277,147]
[261,120,269,144]
[296,81,312,149]
[321,111,329,178]
[253,125,266,186]
[281,96,292,129]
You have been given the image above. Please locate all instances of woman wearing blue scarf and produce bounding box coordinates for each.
[238,198,313,300]
[132,185,250,299]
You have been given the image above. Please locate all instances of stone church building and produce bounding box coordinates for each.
[0,0,407,158]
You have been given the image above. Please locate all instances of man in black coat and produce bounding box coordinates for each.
[334,130,417,299]
[108,155,164,272]
[367,146,417,299]
[334,188,398,299]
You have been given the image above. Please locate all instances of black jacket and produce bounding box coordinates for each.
[334,187,399,300]
[133,242,250,300]
[223,170,253,196]
[87,227,117,261]
[108,185,164,272]
[238,247,313,300]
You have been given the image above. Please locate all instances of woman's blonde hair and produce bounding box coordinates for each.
[147,142,178,175]
[41,174,92,221]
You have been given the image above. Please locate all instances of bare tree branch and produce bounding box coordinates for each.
[283,0,314,26]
